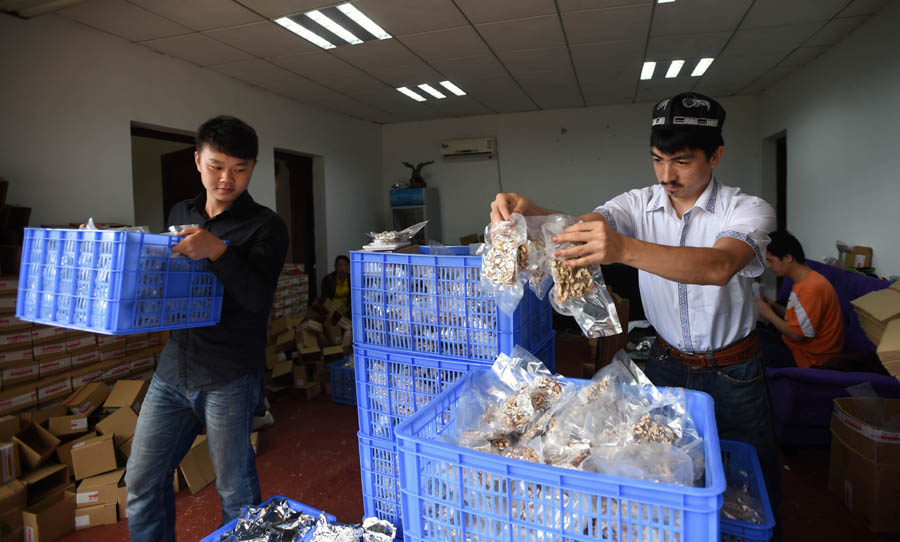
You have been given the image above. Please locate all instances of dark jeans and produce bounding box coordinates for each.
[125,372,262,542]
[644,340,782,515]
[758,324,798,368]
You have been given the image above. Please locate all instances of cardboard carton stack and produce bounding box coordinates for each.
[850,281,900,377]
[271,263,309,320]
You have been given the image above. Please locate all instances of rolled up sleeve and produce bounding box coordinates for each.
[715,196,776,278]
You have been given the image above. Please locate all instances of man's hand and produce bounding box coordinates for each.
[756,298,775,321]
[172,227,227,261]
[551,218,625,267]
[490,193,546,222]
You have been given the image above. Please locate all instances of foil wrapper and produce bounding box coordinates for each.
[219,499,316,542]
[308,513,397,542]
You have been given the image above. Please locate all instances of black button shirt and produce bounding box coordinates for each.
[156,191,288,391]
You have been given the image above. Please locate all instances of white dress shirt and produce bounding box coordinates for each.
[595,178,775,353]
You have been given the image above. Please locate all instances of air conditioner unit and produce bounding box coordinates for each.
[440,137,496,158]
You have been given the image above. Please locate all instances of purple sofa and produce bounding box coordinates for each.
[765,260,900,446]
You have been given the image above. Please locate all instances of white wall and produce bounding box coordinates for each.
[0,13,382,278]
[759,2,900,275]
[383,96,761,245]
[131,136,193,233]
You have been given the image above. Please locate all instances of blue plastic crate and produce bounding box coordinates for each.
[16,228,224,334]
[199,495,335,542]
[359,432,404,540]
[719,440,775,542]
[394,372,726,542]
[355,333,555,441]
[350,247,553,362]
[331,357,356,406]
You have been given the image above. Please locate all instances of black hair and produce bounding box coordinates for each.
[335,255,350,266]
[650,126,724,160]
[196,115,258,160]
[767,230,806,264]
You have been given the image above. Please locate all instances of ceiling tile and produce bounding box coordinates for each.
[646,32,730,61]
[742,0,849,28]
[205,21,318,57]
[557,0,649,11]
[142,33,253,66]
[353,0,469,36]
[692,50,784,95]
[461,75,538,113]
[58,0,190,42]
[476,15,565,53]
[777,46,829,69]
[426,96,495,117]
[349,87,442,116]
[580,74,639,106]
[430,55,508,83]
[570,40,645,83]
[498,47,573,76]
[651,0,752,36]
[129,0,263,31]
[742,66,793,93]
[399,26,492,62]
[725,23,823,56]
[516,72,585,109]
[805,16,869,47]
[270,51,362,78]
[211,58,324,99]
[561,5,652,45]
[634,78,694,104]
[369,62,445,88]
[455,0,556,24]
[331,38,421,70]
[235,0,336,18]
[840,0,890,17]
[318,71,392,96]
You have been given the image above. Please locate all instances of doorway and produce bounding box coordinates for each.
[274,150,317,300]
[131,124,196,232]
[775,134,787,232]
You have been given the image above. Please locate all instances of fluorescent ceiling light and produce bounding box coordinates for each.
[665,60,684,78]
[397,87,426,102]
[306,9,362,45]
[640,61,656,81]
[418,84,446,99]
[337,3,391,40]
[439,81,466,96]
[658,0,676,3]
[275,17,335,49]
[691,57,715,76]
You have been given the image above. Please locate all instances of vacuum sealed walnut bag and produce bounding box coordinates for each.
[541,214,622,338]
[480,213,529,314]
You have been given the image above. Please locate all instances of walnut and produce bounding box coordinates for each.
[530,375,563,411]
[482,224,522,285]
[633,415,678,444]
[500,386,535,432]
[550,259,594,302]
[503,445,540,463]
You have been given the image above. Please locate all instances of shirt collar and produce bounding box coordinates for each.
[646,176,719,216]
[188,190,256,220]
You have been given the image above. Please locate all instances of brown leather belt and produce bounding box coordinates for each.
[655,332,759,369]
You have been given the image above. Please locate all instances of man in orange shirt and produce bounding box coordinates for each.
[757,231,845,367]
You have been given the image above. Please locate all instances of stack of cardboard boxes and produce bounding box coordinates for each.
[850,281,900,377]
[265,264,352,400]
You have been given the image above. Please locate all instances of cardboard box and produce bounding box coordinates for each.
[0,329,33,348]
[829,397,900,534]
[75,501,117,529]
[0,384,37,416]
[69,365,102,388]
[0,346,33,366]
[0,277,18,294]
[103,379,148,413]
[0,480,26,542]
[21,463,69,506]
[37,375,72,406]
[95,335,126,346]
[56,431,96,473]
[37,353,71,378]
[30,327,68,345]
[1,441,19,483]
[69,349,100,369]
[76,468,124,508]
[12,423,60,470]
[178,435,215,494]
[100,358,130,381]
[17,405,66,427]
[293,364,308,388]
[851,281,900,345]
[322,345,344,362]
[98,343,127,361]
[22,491,75,542]
[63,382,109,415]
[2,361,39,387]
[116,485,127,519]
[128,352,155,374]
[270,359,293,380]
[48,414,90,437]
[118,435,133,459]
[298,382,321,401]
[0,414,19,442]
[32,339,68,361]
[95,406,137,448]
[70,433,117,480]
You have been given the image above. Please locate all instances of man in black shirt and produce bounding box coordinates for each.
[126,116,288,541]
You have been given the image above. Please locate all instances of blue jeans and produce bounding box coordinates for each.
[644,340,781,512]
[125,372,262,542]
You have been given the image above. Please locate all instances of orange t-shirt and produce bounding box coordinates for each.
[783,270,845,368]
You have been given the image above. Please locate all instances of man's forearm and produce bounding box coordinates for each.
[618,236,745,286]
[766,312,805,342]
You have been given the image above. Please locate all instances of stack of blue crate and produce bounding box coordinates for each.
[350,246,555,538]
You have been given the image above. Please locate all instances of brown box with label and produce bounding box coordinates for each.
[37,374,72,406]
[70,433,117,480]
[75,501,117,530]
[76,467,124,509]
[12,423,60,470]
[48,413,90,437]
[0,414,19,442]
[1,441,19,483]
[178,435,216,494]
[63,382,109,415]
[95,406,137,448]
[0,345,33,366]
[829,397,900,534]
[17,404,66,427]
[0,384,37,416]
[68,364,103,388]
[2,360,39,387]
[100,358,131,381]
[0,480,26,542]
[22,490,75,542]
[103,379,148,413]
[21,463,69,505]
[57,431,97,473]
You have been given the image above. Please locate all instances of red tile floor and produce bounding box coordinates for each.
[60,334,896,541]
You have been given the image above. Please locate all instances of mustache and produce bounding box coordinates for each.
[660,181,682,187]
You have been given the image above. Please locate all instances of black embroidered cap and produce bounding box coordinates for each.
[651,92,726,131]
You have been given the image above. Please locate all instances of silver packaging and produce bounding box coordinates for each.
[219,499,316,542]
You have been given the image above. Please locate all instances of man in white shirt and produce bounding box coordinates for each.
[491,92,779,508]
